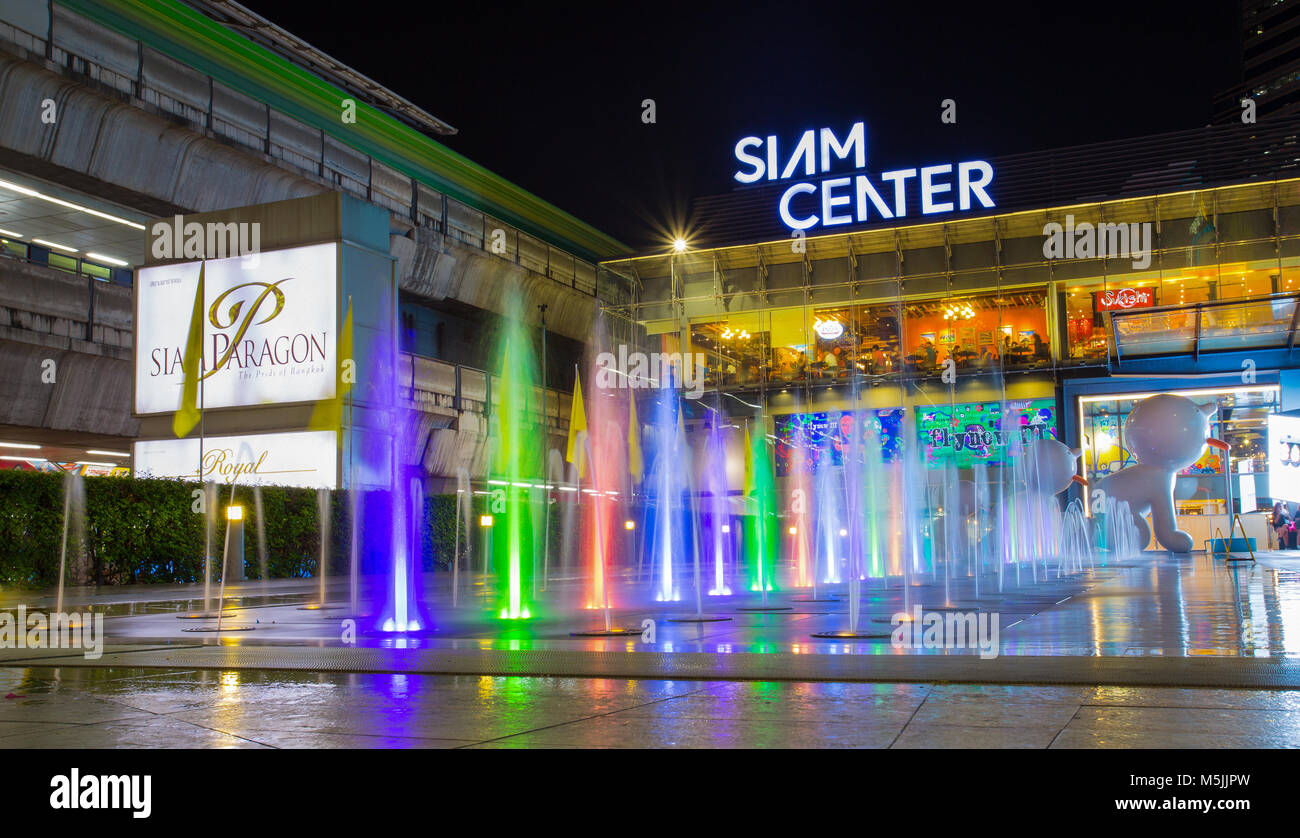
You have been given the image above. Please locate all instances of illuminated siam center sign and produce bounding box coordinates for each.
[134,243,338,415]
[733,122,995,233]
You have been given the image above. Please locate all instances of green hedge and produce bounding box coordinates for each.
[0,471,479,588]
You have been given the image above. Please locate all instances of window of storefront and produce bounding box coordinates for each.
[689,314,772,388]
[688,291,1050,388]
[902,289,1049,374]
[1079,386,1280,515]
[690,304,904,388]
[804,302,902,381]
[1062,261,1286,362]
[917,398,1058,468]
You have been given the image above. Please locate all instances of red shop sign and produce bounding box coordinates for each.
[1094,287,1154,311]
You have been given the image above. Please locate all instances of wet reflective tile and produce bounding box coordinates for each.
[1086,685,1300,710]
[0,691,156,725]
[217,731,477,748]
[5,663,1300,748]
[925,683,1094,704]
[1066,705,1300,741]
[480,714,903,749]
[615,693,920,727]
[0,716,268,749]
[1050,728,1299,749]
[891,724,1062,749]
[909,700,1080,729]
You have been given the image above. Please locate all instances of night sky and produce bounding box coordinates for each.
[244,0,1240,250]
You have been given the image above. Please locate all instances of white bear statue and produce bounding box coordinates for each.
[1095,394,1227,553]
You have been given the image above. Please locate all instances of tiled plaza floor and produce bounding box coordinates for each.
[2,665,1298,748]
[3,550,1300,747]
[4,550,1298,657]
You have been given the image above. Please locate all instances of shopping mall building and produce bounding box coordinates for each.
[0,0,627,489]
[600,116,1300,543]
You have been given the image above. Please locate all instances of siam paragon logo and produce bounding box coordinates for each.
[204,279,325,376]
[148,277,328,380]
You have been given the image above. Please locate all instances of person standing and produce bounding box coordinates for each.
[1273,501,1292,550]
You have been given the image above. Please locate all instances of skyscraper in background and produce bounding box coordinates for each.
[1216,0,1300,122]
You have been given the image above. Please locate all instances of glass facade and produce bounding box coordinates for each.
[594,176,1300,513]
[600,179,1300,399]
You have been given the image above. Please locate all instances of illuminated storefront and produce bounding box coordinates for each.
[1066,381,1283,547]
[600,173,1300,509]
[1078,385,1280,509]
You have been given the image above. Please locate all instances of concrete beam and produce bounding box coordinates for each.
[392,229,597,343]
[0,337,137,436]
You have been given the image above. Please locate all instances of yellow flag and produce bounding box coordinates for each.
[172,263,205,438]
[308,297,354,445]
[565,368,587,478]
[627,390,643,482]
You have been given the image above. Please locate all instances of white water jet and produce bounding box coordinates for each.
[56,470,86,615]
[202,481,216,612]
[813,437,844,586]
[452,468,472,608]
[252,485,268,591]
[1058,498,1093,575]
[316,487,330,606]
[1101,496,1142,561]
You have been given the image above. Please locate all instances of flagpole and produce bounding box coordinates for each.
[348,318,357,615]
[200,351,208,613]
[537,303,549,595]
[629,390,643,582]
[175,261,212,619]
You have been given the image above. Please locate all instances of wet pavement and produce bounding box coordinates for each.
[2,665,1298,748]
[2,550,1300,747]
[5,549,1298,658]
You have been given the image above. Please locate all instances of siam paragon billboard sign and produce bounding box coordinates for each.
[132,430,338,489]
[732,121,995,233]
[134,242,338,415]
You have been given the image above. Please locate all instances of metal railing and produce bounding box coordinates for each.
[398,353,572,428]
[1110,292,1300,363]
[0,239,129,286]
